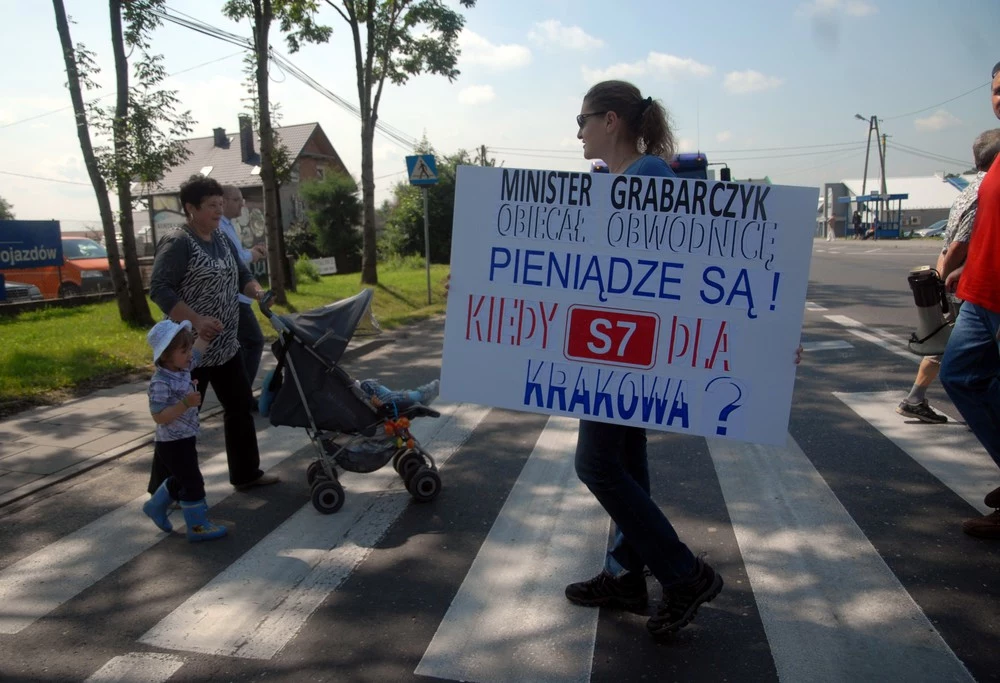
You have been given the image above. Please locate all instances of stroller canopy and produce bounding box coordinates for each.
[275,288,381,365]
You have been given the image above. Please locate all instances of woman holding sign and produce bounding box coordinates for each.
[564,80,723,639]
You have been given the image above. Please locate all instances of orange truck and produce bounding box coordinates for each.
[0,237,114,299]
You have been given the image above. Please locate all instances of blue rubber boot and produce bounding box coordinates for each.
[142,480,175,532]
[180,500,227,542]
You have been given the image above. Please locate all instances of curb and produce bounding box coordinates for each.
[0,335,393,510]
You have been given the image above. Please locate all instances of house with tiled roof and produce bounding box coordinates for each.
[134,115,350,257]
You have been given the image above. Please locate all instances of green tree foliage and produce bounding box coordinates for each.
[223,0,332,302]
[300,172,363,273]
[52,0,190,325]
[322,0,476,285]
[0,196,14,220]
[380,147,470,264]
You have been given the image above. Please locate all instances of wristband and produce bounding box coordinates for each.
[181,397,190,408]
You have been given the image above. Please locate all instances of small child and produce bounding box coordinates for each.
[143,320,227,542]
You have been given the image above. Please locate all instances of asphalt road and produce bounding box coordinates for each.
[0,237,997,683]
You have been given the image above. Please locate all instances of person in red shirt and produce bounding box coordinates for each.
[939,61,1000,538]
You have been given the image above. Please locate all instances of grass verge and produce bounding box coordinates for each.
[0,263,449,417]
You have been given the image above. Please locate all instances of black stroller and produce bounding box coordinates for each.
[260,289,442,514]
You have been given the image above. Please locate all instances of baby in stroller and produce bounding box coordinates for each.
[259,289,443,514]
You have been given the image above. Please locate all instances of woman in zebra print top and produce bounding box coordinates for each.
[147,175,280,494]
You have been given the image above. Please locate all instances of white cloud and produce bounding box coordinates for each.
[528,20,604,50]
[459,30,532,70]
[715,130,733,143]
[796,0,877,16]
[647,52,714,79]
[581,52,713,83]
[458,85,497,105]
[723,70,785,94]
[914,109,961,132]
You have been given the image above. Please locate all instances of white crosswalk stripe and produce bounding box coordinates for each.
[139,401,489,660]
[416,416,608,683]
[0,426,306,635]
[2,387,994,681]
[708,434,975,682]
[834,391,996,515]
[83,653,185,683]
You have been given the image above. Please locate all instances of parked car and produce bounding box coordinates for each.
[912,219,948,238]
[1,279,44,303]
[0,237,114,299]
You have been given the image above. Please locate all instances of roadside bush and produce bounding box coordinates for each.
[294,257,321,283]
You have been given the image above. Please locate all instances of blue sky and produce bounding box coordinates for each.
[1,0,998,230]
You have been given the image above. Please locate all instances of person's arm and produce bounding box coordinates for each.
[150,232,224,340]
[945,264,964,292]
[939,240,968,280]
[149,379,201,425]
[220,218,254,265]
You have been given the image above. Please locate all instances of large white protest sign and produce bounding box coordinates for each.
[441,165,818,445]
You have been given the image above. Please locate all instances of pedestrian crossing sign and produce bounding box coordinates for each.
[406,154,438,186]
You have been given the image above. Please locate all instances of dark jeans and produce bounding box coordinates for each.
[156,437,205,502]
[148,353,263,492]
[940,301,1000,467]
[238,301,265,389]
[574,420,696,588]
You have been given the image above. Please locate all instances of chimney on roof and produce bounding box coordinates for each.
[213,127,228,148]
[238,115,256,164]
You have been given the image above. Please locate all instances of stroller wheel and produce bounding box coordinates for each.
[396,451,424,483]
[306,461,326,486]
[311,479,345,514]
[407,467,441,503]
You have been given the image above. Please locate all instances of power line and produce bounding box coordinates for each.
[886,142,970,168]
[0,170,92,186]
[488,140,868,156]
[0,51,245,130]
[883,79,992,121]
[152,6,418,150]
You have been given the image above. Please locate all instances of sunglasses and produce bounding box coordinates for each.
[576,111,607,128]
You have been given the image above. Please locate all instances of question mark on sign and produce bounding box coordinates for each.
[704,376,744,436]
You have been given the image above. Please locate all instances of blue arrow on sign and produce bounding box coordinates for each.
[406,154,438,186]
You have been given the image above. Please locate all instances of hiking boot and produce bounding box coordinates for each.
[647,558,723,638]
[962,510,1000,539]
[984,486,1000,509]
[896,400,947,424]
[565,570,648,611]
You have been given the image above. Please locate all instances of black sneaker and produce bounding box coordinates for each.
[896,400,947,424]
[984,486,1000,509]
[565,570,648,611]
[647,558,723,638]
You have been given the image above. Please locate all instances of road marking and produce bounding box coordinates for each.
[801,340,853,352]
[139,402,490,660]
[805,301,828,312]
[824,314,920,364]
[415,416,608,683]
[707,434,975,682]
[0,427,302,635]
[834,391,995,515]
[84,652,184,682]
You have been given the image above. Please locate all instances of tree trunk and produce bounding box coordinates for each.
[254,0,287,304]
[109,0,153,326]
[52,0,128,319]
[359,116,377,285]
